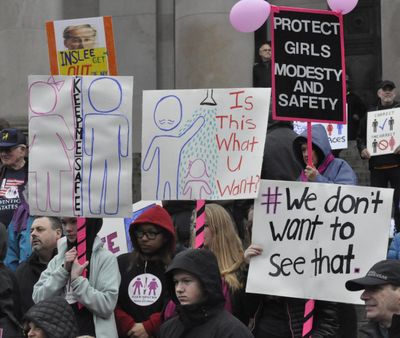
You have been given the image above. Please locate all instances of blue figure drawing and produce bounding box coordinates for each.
[142,95,205,199]
[84,77,130,215]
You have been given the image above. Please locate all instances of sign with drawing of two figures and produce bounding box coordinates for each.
[141,88,270,200]
[366,107,400,156]
[28,75,133,218]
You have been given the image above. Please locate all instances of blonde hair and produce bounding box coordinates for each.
[205,203,245,291]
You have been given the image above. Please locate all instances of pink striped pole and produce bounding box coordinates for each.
[195,200,205,248]
[307,122,313,167]
[303,122,315,337]
[302,299,315,337]
[76,217,87,278]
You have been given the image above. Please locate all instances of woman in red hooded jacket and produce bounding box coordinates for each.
[115,205,176,338]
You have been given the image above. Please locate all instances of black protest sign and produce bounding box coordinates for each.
[271,7,346,123]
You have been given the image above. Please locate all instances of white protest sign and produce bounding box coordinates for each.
[294,120,347,150]
[98,217,128,256]
[28,75,133,217]
[141,88,270,200]
[366,107,400,156]
[246,180,393,304]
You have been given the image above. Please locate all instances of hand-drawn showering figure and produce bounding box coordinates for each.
[142,95,205,199]
[29,77,74,212]
[182,158,212,199]
[84,77,130,215]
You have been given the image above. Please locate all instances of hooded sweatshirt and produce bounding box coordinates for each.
[115,205,176,337]
[160,249,253,338]
[293,124,357,185]
[24,296,77,338]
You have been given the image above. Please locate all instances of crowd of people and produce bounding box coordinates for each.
[1,39,400,337]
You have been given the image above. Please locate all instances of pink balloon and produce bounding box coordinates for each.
[230,0,271,33]
[327,0,358,14]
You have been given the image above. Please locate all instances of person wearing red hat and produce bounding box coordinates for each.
[115,205,176,338]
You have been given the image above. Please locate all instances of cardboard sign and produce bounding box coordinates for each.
[28,75,133,217]
[271,6,346,123]
[366,107,400,156]
[141,88,270,200]
[46,16,117,76]
[246,180,393,304]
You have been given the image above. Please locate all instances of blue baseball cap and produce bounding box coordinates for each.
[0,128,26,148]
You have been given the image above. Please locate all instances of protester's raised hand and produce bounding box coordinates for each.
[244,244,263,264]
[64,247,77,272]
[71,257,89,281]
[361,148,371,159]
[304,165,318,181]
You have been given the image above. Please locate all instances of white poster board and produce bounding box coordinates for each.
[294,119,347,150]
[141,88,270,200]
[98,217,128,255]
[246,180,393,304]
[28,75,133,217]
[366,107,400,156]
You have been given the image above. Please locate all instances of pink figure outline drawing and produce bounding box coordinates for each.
[29,76,74,212]
[182,158,212,199]
[83,77,130,215]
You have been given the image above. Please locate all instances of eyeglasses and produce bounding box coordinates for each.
[134,230,161,240]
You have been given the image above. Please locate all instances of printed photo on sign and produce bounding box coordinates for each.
[142,88,270,200]
[128,273,162,306]
[28,75,133,218]
[271,7,346,123]
[46,16,117,76]
[246,180,393,304]
[366,107,400,156]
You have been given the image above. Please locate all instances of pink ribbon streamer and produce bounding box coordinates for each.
[195,200,205,248]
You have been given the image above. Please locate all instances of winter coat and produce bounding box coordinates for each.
[293,124,357,185]
[359,314,400,338]
[252,296,338,338]
[0,264,23,337]
[32,236,120,338]
[5,215,32,272]
[115,205,176,337]
[262,120,302,181]
[24,296,77,338]
[253,61,271,88]
[16,251,52,314]
[388,233,400,259]
[160,249,253,338]
[357,101,400,170]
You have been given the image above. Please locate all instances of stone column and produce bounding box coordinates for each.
[175,0,254,89]
[0,0,63,129]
